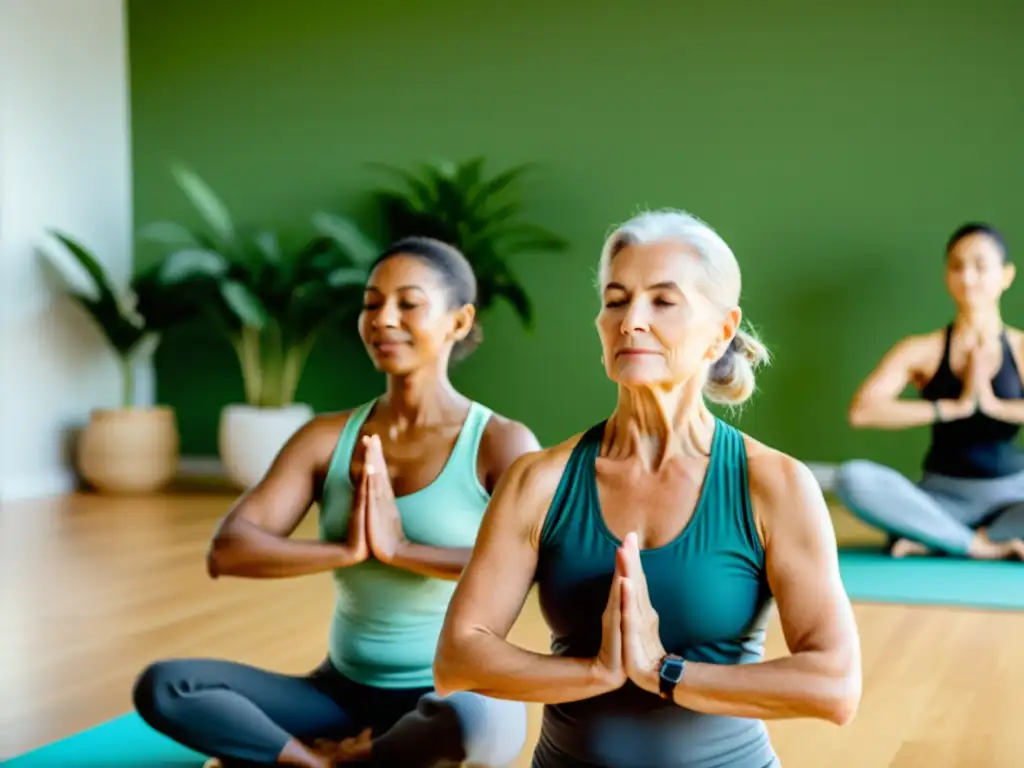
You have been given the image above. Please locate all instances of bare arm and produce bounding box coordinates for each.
[385,418,543,581]
[665,455,861,724]
[989,400,1024,424]
[848,334,969,428]
[207,417,365,579]
[434,446,620,703]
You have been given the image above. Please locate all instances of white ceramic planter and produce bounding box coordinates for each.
[218,403,315,489]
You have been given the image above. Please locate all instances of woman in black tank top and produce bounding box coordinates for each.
[835,223,1024,560]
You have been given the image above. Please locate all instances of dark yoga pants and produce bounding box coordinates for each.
[132,657,526,767]
[835,460,1024,555]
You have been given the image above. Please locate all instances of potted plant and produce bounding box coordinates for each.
[42,231,193,494]
[143,166,377,488]
[369,157,569,329]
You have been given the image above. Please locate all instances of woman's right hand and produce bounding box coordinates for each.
[591,568,627,691]
[949,347,988,420]
[344,466,371,562]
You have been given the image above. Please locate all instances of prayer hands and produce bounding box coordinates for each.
[964,336,1000,417]
[345,452,371,563]
[618,532,668,695]
[594,532,668,696]
[362,435,407,564]
[594,551,627,689]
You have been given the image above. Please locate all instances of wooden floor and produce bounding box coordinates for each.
[3,489,1024,767]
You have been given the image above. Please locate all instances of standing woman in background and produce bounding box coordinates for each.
[131,237,537,767]
[435,210,861,768]
[837,223,1024,560]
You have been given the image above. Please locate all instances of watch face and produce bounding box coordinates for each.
[661,656,685,682]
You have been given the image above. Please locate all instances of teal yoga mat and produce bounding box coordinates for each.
[6,713,203,766]
[838,548,1024,610]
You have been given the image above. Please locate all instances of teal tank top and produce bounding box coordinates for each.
[533,418,778,768]
[319,399,493,689]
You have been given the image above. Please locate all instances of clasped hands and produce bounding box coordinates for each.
[344,434,407,566]
[593,531,671,697]
[954,335,1002,419]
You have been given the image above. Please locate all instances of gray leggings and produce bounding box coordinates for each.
[132,657,526,767]
[835,460,1024,555]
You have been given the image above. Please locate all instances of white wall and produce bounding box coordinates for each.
[0,0,143,503]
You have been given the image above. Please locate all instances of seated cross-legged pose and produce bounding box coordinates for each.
[132,237,538,767]
[837,223,1024,560]
[434,209,862,768]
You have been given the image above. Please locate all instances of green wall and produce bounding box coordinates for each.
[128,0,1024,475]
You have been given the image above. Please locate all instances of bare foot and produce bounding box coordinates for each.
[890,538,932,558]
[336,728,374,764]
[310,728,374,765]
[967,531,1024,560]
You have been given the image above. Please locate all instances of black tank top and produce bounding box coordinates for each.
[920,325,1024,478]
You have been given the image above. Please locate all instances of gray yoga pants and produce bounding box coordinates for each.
[835,460,1024,555]
[132,657,526,767]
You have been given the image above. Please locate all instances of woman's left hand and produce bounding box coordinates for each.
[363,435,407,564]
[967,340,999,416]
[617,532,667,695]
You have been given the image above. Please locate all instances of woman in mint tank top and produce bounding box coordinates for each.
[437,210,863,767]
[131,237,540,768]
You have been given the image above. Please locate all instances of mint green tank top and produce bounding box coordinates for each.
[533,418,778,768]
[318,399,493,689]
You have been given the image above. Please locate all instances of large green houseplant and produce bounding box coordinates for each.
[43,231,194,494]
[142,166,377,488]
[369,157,568,329]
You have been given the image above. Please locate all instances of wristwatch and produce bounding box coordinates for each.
[658,653,686,700]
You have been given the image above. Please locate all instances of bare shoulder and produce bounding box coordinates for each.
[889,328,945,364]
[476,411,543,493]
[479,411,543,479]
[870,328,946,385]
[488,432,587,547]
[742,435,833,547]
[285,409,358,467]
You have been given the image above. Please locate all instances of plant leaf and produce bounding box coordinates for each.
[137,221,202,249]
[325,266,369,288]
[219,280,268,329]
[455,157,487,194]
[46,230,116,304]
[159,248,231,283]
[490,280,533,328]
[311,212,380,266]
[365,161,437,211]
[170,165,238,250]
[467,162,532,213]
[251,230,281,263]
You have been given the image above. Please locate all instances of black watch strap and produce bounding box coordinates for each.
[658,653,685,700]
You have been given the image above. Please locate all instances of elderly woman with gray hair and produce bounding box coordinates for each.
[434,209,862,767]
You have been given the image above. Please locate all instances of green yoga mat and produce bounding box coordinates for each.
[6,713,202,766]
[838,548,1024,610]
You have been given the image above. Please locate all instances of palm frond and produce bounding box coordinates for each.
[369,157,567,327]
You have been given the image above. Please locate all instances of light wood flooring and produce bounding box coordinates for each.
[2,489,1023,767]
